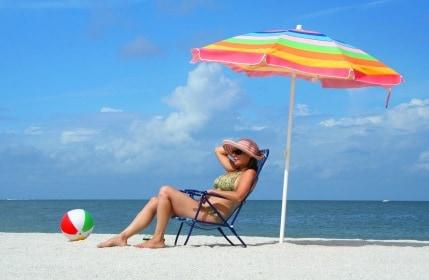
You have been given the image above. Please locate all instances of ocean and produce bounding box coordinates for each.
[1,200,428,240]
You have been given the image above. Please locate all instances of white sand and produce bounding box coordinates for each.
[1,233,429,280]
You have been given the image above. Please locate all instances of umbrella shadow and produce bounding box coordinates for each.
[286,239,429,248]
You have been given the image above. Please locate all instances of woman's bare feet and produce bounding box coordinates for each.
[134,238,165,249]
[97,234,128,248]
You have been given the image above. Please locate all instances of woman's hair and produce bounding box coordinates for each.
[247,157,258,171]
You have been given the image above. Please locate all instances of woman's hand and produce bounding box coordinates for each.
[206,189,218,198]
[215,146,227,154]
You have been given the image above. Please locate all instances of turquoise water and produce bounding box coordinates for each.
[1,200,428,240]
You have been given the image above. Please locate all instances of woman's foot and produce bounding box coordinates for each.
[134,238,165,249]
[97,234,128,248]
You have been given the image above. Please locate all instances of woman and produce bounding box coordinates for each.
[97,138,264,249]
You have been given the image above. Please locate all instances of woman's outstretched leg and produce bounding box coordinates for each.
[97,197,159,248]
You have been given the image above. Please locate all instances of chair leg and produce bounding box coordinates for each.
[174,222,184,246]
[217,228,235,246]
[228,227,247,248]
[184,221,196,245]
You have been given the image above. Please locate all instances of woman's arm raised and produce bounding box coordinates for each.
[215,146,237,172]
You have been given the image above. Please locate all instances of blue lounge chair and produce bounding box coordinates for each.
[173,149,269,248]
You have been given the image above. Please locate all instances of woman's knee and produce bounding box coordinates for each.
[148,196,158,206]
[158,185,174,197]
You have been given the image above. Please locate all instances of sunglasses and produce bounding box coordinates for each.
[231,149,244,155]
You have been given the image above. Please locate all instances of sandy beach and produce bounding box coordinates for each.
[1,233,429,280]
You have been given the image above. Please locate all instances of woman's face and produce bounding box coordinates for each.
[231,149,252,168]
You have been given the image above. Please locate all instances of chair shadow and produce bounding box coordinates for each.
[174,241,278,248]
[172,238,429,248]
[172,238,278,248]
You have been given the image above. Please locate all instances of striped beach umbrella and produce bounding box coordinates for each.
[191,25,403,243]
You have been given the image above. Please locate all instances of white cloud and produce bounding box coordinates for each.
[52,63,243,173]
[414,151,429,171]
[287,98,429,182]
[234,125,266,132]
[319,98,429,132]
[129,63,238,139]
[299,0,394,19]
[5,84,429,199]
[1,0,146,10]
[121,37,161,58]
[320,115,383,128]
[295,103,310,117]
[100,106,123,113]
[61,129,98,144]
[24,126,43,135]
[385,98,429,132]
[166,63,240,115]
[160,63,241,133]
[156,0,215,15]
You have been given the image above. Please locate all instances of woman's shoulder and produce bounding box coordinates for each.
[239,168,257,178]
[234,169,257,190]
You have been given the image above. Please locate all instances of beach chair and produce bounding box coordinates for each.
[173,149,269,248]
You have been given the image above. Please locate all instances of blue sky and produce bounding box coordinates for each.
[1,0,428,200]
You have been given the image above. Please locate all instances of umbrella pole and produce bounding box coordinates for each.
[279,74,296,243]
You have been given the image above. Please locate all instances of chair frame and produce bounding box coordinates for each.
[173,149,269,248]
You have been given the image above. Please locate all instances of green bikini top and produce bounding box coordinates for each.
[213,171,242,191]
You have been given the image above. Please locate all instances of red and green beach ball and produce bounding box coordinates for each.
[60,209,94,241]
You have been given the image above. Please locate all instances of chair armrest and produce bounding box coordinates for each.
[181,189,207,200]
[181,189,231,202]
[203,192,229,200]
[181,189,206,196]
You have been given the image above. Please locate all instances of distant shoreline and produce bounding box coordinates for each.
[2,198,429,202]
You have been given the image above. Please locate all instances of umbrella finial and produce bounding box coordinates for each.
[296,24,303,30]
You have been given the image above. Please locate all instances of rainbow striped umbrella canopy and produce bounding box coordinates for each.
[191,26,402,244]
[192,27,402,89]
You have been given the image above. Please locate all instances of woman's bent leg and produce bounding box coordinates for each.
[97,197,159,248]
[135,186,218,249]
[136,188,174,248]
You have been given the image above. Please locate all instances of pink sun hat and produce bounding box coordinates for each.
[223,138,264,160]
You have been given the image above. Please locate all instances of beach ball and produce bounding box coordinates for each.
[60,209,94,241]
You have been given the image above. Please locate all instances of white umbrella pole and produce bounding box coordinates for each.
[279,74,296,243]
